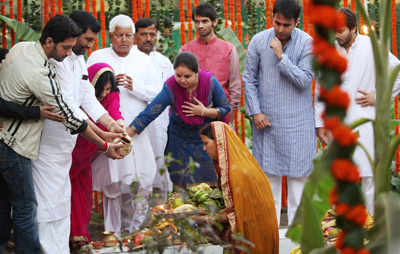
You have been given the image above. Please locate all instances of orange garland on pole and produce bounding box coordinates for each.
[92,0,98,51]
[145,0,150,18]
[50,0,56,17]
[224,0,229,28]
[9,0,15,46]
[229,0,235,32]
[351,0,356,12]
[392,0,400,174]
[85,0,90,12]
[187,0,193,41]
[194,0,199,7]
[138,0,143,18]
[43,0,49,25]
[132,0,138,22]
[266,0,271,28]
[179,0,186,45]
[100,0,106,49]
[344,0,348,8]
[17,0,22,22]
[1,0,6,48]
[57,0,62,14]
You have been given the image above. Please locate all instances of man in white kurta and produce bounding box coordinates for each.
[315,8,400,215]
[31,11,123,253]
[134,18,175,200]
[88,15,158,234]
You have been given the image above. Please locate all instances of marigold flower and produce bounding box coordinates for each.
[332,124,358,147]
[330,187,338,205]
[324,116,341,130]
[341,248,356,254]
[313,37,348,74]
[310,5,346,31]
[345,205,367,226]
[320,85,350,109]
[331,159,360,183]
[335,230,345,249]
[357,249,370,254]
[335,203,350,215]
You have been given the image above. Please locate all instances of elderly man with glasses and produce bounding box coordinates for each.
[87,14,158,236]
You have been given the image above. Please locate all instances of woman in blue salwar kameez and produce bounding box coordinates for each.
[127,52,230,185]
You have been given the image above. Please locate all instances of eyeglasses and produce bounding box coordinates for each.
[113,33,134,40]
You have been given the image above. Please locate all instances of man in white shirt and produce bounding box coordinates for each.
[134,18,174,201]
[315,8,400,215]
[0,15,122,254]
[31,11,124,254]
[88,14,158,234]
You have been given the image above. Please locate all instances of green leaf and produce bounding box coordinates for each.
[0,15,40,41]
[217,27,246,73]
[309,246,338,254]
[286,147,335,254]
[367,191,400,253]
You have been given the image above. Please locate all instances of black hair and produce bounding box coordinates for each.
[94,71,119,99]
[135,18,157,32]
[173,52,199,73]
[272,0,301,20]
[192,3,217,22]
[0,48,8,62]
[156,16,173,30]
[40,15,81,44]
[69,10,101,34]
[339,8,358,32]
[200,123,214,140]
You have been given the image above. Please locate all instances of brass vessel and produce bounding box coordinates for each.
[102,231,118,247]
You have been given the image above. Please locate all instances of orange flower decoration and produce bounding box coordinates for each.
[330,187,338,204]
[324,116,341,130]
[345,205,367,226]
[357,249,370,254]
[331,159,360,183]
[331,124,358,147]
[310,5,346,31]
[335,203,350,215]
[320,85,351,109]
[313,37,348,74]
[341,248,356,254]
[336,231,345,249]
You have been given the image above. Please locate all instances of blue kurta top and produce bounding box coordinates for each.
[131,75,230,185]
[243,28,316,177]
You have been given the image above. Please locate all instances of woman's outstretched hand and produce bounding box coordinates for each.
[182,97,207,117]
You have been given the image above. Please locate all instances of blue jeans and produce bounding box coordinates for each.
[0,141,41,254]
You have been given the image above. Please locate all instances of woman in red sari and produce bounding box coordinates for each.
[200,121,279,254]
[69,63,124,246]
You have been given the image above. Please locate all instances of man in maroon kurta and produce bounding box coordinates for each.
[180,3,241,122]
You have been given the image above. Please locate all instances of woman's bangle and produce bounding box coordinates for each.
[201,108,206,117]
[100,141,108,153]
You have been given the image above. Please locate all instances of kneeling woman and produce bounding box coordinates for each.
[127,52,230,185]
[200,121,279,254]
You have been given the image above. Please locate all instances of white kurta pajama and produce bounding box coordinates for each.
[88,47,158,234]
[315,35,400,215]
[148,50,174,197]
[31,53,107,254]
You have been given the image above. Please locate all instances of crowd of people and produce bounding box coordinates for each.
[0,0,398,253]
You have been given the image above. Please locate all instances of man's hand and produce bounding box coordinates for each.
[40,105,65,122]
[108,121,125,133]
[101,131,124,142]
[355,90,375,107]
[270,37,283,60]
[105,142,124,159]
[116,74,133,91]
[126,126,137,137]
[316,127,332,145]
[253,113,271,130]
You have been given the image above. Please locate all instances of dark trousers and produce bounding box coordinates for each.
[0,141,41,254]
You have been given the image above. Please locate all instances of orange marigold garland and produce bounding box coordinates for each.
[224,0,229,28]
[187,0,193,41]
[229,0,235,32]
[311,0,370,253]
[100,0,106,48]
[57,0,62,14]
[17,0,22,22]
[50,0,56,17]
[9,0,15,46]
[266,0,271,28]
[92,0,98,51]
[179,0,186,45]
[132,0,138,22]
[85,0,90,12]
[138,0,143,18]
[145,0,150,18]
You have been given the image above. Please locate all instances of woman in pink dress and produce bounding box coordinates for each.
[69,63,124,246]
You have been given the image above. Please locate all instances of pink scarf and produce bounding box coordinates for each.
[166,70,212,125]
